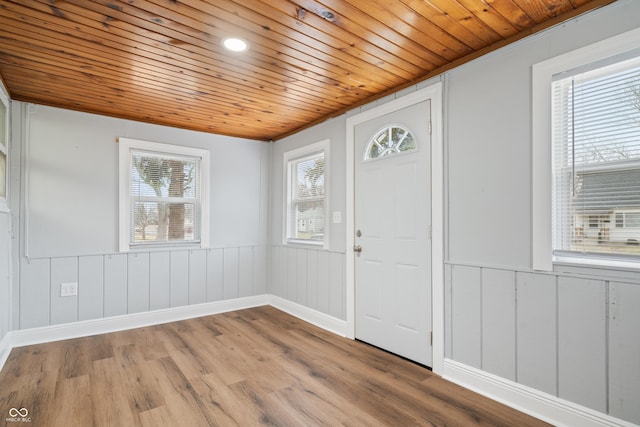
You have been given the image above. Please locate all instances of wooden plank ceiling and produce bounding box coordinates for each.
[0,0,614,141]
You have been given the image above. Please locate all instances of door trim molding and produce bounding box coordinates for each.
[345,82,444,374]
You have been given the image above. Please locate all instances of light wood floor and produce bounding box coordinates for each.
[0,306,550,426]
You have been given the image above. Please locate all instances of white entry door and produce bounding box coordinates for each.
[354,100,432,366]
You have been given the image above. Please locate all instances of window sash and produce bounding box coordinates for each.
[552,55,640,259]
[286,150,326,244]
[0,91,8,207]
[119,137,209,251]
[129,150,201,246]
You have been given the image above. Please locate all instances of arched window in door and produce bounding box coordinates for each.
[364,124,417,161]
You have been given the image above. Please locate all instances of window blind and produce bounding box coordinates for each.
[287,152,325,242]
[552,56,640,259]
[130,150,201,245]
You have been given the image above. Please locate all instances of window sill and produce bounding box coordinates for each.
[554,254,640,274]
[122,242,204,253]
[284,239,326,250]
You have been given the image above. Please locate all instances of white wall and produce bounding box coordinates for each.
[268,116,347,319]
[445,1,640,270]
[268,1,640,424]
[12,104,270,329]
[23,105,269,258]
[269,116,347,253]
[443,1,640,424]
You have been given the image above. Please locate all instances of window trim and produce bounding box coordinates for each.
[532,27,640,271]
[282,139,330,249]
[118,137,210,252]
[0,84,9,212]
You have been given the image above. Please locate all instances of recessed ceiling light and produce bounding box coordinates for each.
[222,37,248,52]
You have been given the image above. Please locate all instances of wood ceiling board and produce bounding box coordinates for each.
[0,0,617,141]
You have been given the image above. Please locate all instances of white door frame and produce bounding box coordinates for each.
[345,83,444,374]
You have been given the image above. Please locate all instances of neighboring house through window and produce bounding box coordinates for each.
[284,139,330,247]
[533,28,640,269]
[119,137,209,251]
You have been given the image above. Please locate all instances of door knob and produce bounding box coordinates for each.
[353,245,362,253]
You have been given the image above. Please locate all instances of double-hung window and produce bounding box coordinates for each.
[0,86,8,211]
[533,28,640,269]
[284,140,330,247]
[119,138,209,251]
[553,56,640,259]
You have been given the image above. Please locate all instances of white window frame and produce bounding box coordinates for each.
[532,27,640,271]
[118,137,210,252]
[0,84,9,213]
[283,139,330,248]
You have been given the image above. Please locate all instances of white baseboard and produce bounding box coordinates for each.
[268,295,348,337]
[0,295,350,373]
[7,295,269,351]
[443,359,636,427]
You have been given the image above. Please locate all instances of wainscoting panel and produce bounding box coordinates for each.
[253,246,267,296]
[286,248,298,302]
[0,213,10,347]
[269,246,346,321]
[149,251,171,311]
[609,281,640,423]
[450,265,481,368]
[239,247,254,298]
[18,246,268,330]
[444,264,452,358]
[481,268,516,382]
[127,252,150,314]
[78,255,105,321]
[329,252,345,319]
[19,257,50,329]
[206,248,224,302]
[306,249,319,309]
[516,272,557,396]
[104,254,128,317]
[50,256,79,325]
[296,248,308,305]
[446,262,640,425]
[188,249,207,305]
[317,250,332,314]
[170,251,190,307]
[223,247,239,300]
[557,277,607,412]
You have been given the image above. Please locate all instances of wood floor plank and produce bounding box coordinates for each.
[146,356,215,426]
[50,375,92,427]
[90,357,138,426]
[191,373,261,426]
[0,306,550,426]
[138,405,179,427]
[113,343,166,417]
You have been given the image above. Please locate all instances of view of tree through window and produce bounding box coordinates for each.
[288,152,325,242]
[553,56,640,257]
[130,151,200,245]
